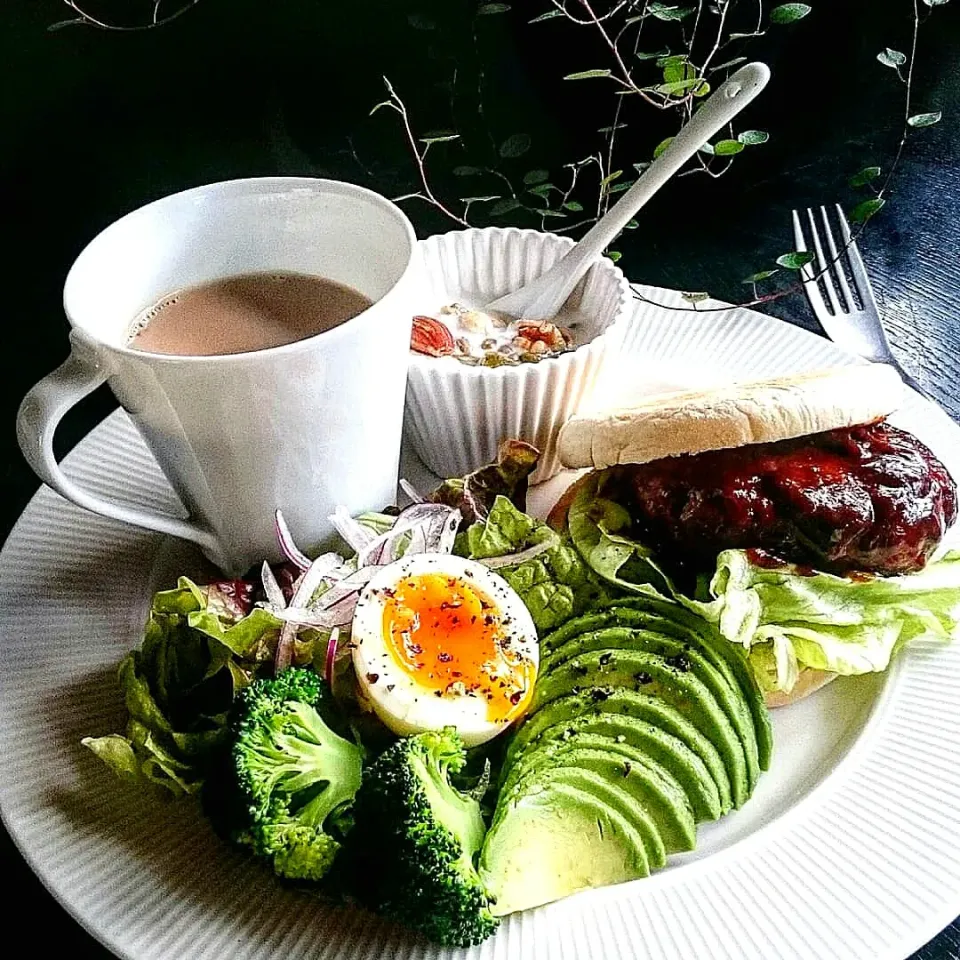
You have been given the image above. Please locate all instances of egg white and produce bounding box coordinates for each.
[351,553,539,747]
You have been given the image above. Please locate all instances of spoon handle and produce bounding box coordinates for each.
[531,63,771,313]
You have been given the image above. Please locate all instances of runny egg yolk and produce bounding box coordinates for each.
[381,572,535,723]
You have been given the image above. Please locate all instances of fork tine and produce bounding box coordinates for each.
[791,209,828,316]
[835,204,880,311]
[818,206,856,311]
[805,208,844,315]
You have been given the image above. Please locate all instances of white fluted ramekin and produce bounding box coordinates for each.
[405,227,633,483]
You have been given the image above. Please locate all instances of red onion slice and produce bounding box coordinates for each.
[274,510,312,572]
[400,478,426,503]
[479,535,557,570]
[324,626,341,688]
[330,506,377,553]
[260,562,287,612]
[358,503,460,567]
[275,554,345,673]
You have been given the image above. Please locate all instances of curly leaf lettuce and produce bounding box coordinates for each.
[567,479,677,597]
[82,577,282,796]
[699,549,960,694]
[457,495,609,632]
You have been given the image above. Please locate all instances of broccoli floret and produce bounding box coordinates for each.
[230,667,363,882]
[342,727,499,947]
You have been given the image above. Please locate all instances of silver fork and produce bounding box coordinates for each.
[791,204,930,399]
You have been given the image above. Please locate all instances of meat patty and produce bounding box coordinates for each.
[605,421,957,577]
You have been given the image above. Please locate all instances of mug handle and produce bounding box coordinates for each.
[16,329,220,555]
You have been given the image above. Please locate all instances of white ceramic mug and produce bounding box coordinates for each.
[17,177,419,575]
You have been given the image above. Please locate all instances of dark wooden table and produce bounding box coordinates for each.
[2,1,959,956]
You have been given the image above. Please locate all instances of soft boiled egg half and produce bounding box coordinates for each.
[351,553,539,747]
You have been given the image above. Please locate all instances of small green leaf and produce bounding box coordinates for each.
[661,56,692,82]
[653,137,674,159]
[742,269,779,284]
[648,3,695,20]
[710,57,748,72]
[877,48,907,68]
[769,3,812,24]
[526,183,556,198]
[692,80,711,97]
[625,219,639,230]
[849,165,881,187]
[477,3,511,14]
[453,165,482,176]
[419,132,460,145]
[564,69,613,80]
[529,8,564,21]
[539,209,568,218]
[523,169,550,185]
[738,129,770,145]
[776,251,815,270]
[607,250,623,263]
[714,139,745,156]
[681,291,710,303]
[499,133,532,158]
[407,13,436,29]
[608,180,636,194]
[699,142,715,155]
[849,197,886,223]
[600,170,624,188]
[656,78,708,97]
[489,197,521,216]
[907,111,942,127]
[635,47,671,60]
[563,200,584,212]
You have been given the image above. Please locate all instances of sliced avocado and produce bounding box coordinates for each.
[532,648,752,807]
[505,689,733,814]
[491,763,666,873]
[497,744,697,854]
[601,599,773,770]
[541,626,761,791]
[501,715,722,822]
[480,779,651,916]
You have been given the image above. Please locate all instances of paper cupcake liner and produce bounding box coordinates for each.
[405,228,633,483]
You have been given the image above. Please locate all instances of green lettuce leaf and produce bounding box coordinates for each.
[82,577,282,796]
[696,549,960,694]
[456,495,609,632]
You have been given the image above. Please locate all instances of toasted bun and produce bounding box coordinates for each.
[558,365,904,470]
[764,669,837,708]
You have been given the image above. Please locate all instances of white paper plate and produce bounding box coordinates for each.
[2,289,959,960]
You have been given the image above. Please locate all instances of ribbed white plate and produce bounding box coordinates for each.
[3,288,960,960]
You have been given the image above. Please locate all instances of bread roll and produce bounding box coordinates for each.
[558,364,904,470]
[764,669,837,708]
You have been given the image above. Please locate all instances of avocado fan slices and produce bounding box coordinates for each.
[503,688,734,814]
[531,647,752,808]
[541,625,762,791]
[481,595,774,915]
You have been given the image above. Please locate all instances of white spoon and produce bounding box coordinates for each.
[485,61,772,321]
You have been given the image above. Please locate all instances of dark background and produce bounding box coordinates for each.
[2,1,959,956]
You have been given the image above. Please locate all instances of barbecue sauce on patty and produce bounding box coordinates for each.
[605,422,957,578]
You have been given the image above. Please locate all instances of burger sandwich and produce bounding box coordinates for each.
[549,365,960,707]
